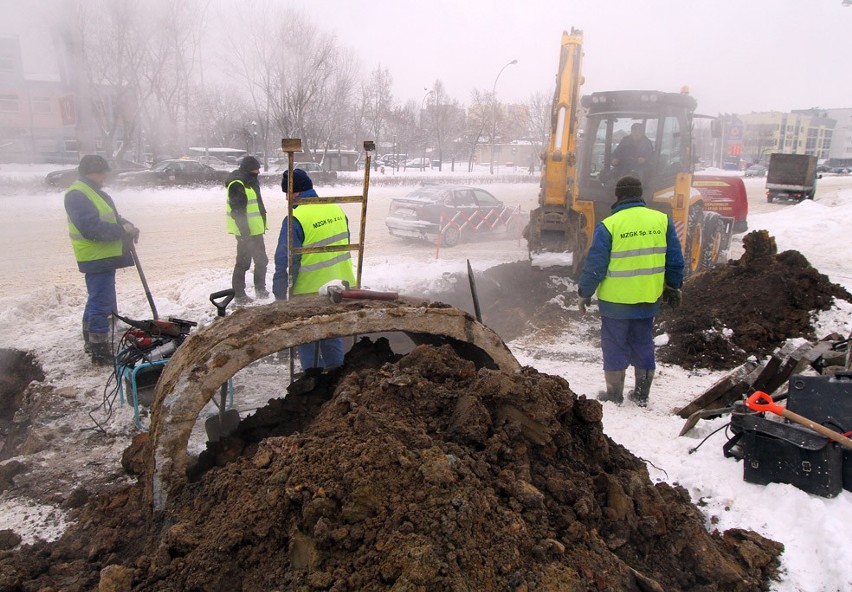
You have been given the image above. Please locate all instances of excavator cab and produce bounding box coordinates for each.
[577,90,697,223]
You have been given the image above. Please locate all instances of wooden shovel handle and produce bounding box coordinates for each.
[747,391,852,450]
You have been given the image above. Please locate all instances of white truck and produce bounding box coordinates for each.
[765,153,818,202]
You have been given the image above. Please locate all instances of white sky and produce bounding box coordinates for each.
[286,0,852,115]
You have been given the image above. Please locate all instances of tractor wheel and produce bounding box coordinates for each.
[699,211,726,270]
[685,204,704,277]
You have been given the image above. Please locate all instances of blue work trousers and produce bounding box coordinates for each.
[83,271,117,335]
[297,338,345,371]
[600,315,656,372]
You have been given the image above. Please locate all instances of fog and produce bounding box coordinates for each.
[2,0,850,164]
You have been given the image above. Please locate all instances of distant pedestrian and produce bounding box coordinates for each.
[577,176,684,406]
[64,155,140,365]
[226,155,268,304]
[272,168,356,371]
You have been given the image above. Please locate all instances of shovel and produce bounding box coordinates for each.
[205,289,241,442]
[746,391,852,450]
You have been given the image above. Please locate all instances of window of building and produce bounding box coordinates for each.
[0,52,12,72]
[64,139,79,152]
[31,97,50,113]
[0,94,19,111]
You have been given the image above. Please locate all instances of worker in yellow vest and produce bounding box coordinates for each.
[577,176,685,406]
[65,155,140,365]
[226,156,268,304]
[272,168,356,370]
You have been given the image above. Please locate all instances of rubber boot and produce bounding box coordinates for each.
[88,333,113,367]
[598,370,625,404]
[82,321,91,354]
[629,368,655,407]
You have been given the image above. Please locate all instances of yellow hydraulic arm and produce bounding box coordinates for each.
[527,28,587,265]
[541,28,583,209]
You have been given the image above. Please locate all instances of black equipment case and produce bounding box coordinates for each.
[786,372,852,492]
[724,372,852,498]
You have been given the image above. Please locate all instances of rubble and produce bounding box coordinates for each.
[657,230,851,370]
[0,340,782,591]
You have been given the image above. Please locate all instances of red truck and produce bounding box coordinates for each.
[693,175,749,234]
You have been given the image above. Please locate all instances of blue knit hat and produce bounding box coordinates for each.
[281,168,313,194]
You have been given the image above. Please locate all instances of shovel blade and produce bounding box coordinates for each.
[205,409,241,442]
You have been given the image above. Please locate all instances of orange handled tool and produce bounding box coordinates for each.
[746,391,852,450]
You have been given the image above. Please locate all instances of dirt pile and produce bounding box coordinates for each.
[0,340,782,591]
[657,230,851,370]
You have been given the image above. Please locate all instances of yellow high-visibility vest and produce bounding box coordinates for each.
[292,203,356,295]
[66,180,123,262]
[597,206,668,304]
[226,180,266,236]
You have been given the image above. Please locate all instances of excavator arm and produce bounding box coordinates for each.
[527,29,588,271]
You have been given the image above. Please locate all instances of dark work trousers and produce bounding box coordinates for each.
[600,315,655,372]
[297,339,345,370]
[83,270,117,335]
[232,234,268,296]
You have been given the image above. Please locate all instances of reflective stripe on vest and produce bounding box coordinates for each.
[226,180,266,236]
[292,203,356,295]
[66,180,123,263]
[596,206,669,304]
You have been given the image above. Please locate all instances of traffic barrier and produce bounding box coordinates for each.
[434,206,524,258]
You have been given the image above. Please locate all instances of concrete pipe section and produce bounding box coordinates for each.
[145,298,521,512]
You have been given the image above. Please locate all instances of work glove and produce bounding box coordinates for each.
[122,222,140,243]
[578,294,592,314]
[662,284,682,309]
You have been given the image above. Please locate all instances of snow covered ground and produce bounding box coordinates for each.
[0,165,851,591]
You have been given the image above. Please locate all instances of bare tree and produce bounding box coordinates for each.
[464,89,491,172]
[426,80,464,171]
[358,65,395,159]
[526,90,551,170]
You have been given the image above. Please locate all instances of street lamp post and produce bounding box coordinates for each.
[490,59,517,175]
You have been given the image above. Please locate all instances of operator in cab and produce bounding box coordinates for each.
[611,123,654,182]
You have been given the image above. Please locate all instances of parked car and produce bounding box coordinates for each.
[401,157,432,170]
[44,158,148,188]
[693,175,749,233]
[259,161,338,186]
[114,158,230,187]
[743,164,767,177]
[829,167,850,175]
[385,184,522,247]
[193,155,231,169]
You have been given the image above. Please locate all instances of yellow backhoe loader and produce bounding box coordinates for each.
[527,29,731,277]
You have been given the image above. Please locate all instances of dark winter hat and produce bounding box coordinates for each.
[615,175,643,200]
[281,168,313,194]
[239,155,261,172]
[78,154,111,175]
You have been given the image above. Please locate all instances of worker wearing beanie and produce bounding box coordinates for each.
[577,175,684,406]
[273,168,356,370]
[65,154,140,366]
[226,155,268,303]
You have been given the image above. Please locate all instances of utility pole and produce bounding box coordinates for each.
[490,59,517,174]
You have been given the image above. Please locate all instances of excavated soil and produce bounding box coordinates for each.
[656,230,851,370]
[0,340,782,591]
[4,233,847,590]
